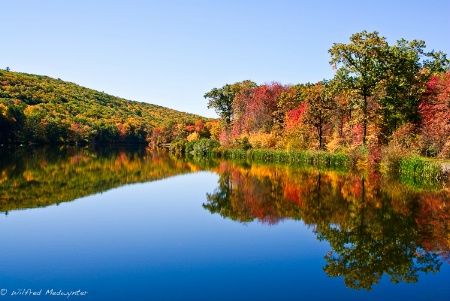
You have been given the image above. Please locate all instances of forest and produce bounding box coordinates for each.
[0,71,212,145]
[204,31,450,161]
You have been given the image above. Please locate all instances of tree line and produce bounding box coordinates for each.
[204,31,450,159]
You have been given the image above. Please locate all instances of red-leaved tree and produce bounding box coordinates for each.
[420,72,450,157]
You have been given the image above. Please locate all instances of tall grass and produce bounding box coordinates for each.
[397,156,443,180]
[220,149,350,170]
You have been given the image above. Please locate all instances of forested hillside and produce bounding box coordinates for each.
[0,71,211,145]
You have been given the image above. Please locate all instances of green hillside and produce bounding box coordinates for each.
[0,70,209,144]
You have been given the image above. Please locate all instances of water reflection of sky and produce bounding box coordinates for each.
[1,172,449,301]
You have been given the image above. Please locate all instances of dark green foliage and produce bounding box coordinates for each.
[186,138,221,156]
[233,136,252,151]
[169,139,187,155]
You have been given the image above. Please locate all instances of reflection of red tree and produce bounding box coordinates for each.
[416,192,450,262]
[219,161,229,174]
[349,178,362,197]
[116,152,127,165]
[284,184,303,207]
[229,166,281,224]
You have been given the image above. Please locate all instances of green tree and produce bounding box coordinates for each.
[329,31,389,145]
[379,39,449,140]
[204,80,256,126]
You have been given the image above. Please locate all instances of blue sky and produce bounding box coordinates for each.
[3,0,450,118]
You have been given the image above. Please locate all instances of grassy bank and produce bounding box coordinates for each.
[393,156,447,181]
[175,138,449,181]
[219,149,351,170]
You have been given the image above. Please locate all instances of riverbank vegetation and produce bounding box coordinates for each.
[199,31,450,174]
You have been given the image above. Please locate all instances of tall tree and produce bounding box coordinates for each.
[204,80,256,126]
[272,84,302,134]
[302,81,336,149]
[329,31,389,145]
[241,82,285,134]
[420,72,450,157]
[379,39,449,140]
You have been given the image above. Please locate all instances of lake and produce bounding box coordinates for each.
[0,146,449,301]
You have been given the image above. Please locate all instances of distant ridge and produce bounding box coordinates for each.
[0,70,209,144]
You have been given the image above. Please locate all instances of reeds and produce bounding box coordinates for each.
[220,149,350,169]
[397,156,443,180]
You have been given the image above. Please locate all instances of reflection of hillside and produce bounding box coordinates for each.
[204,161,450,290]
[0,146,198,213]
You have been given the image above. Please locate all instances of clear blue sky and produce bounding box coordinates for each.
[3,0,450,118]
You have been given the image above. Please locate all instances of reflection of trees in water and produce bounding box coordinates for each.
[204,162,450,290]
[2,147,449,290]
[0,146,197,212]
[317,177,442,290]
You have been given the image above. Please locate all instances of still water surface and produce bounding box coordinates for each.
[0,146,449,300]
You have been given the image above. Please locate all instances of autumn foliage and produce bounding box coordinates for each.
[419,72,450,157]
[0,70,210,146]
[204,31,450,160]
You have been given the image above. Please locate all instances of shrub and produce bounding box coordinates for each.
[248,132,277,149]
[169,139,186,155]
[398,156,442,179]
[187,132,200,142]
[348,145,368,169]
[389,123,421,155]
[188,138,221,156]
[326,132,346,153]
[185,140,196,154]
[232,136,252,151]
[284,133,310,151]
[438,139,450,159]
